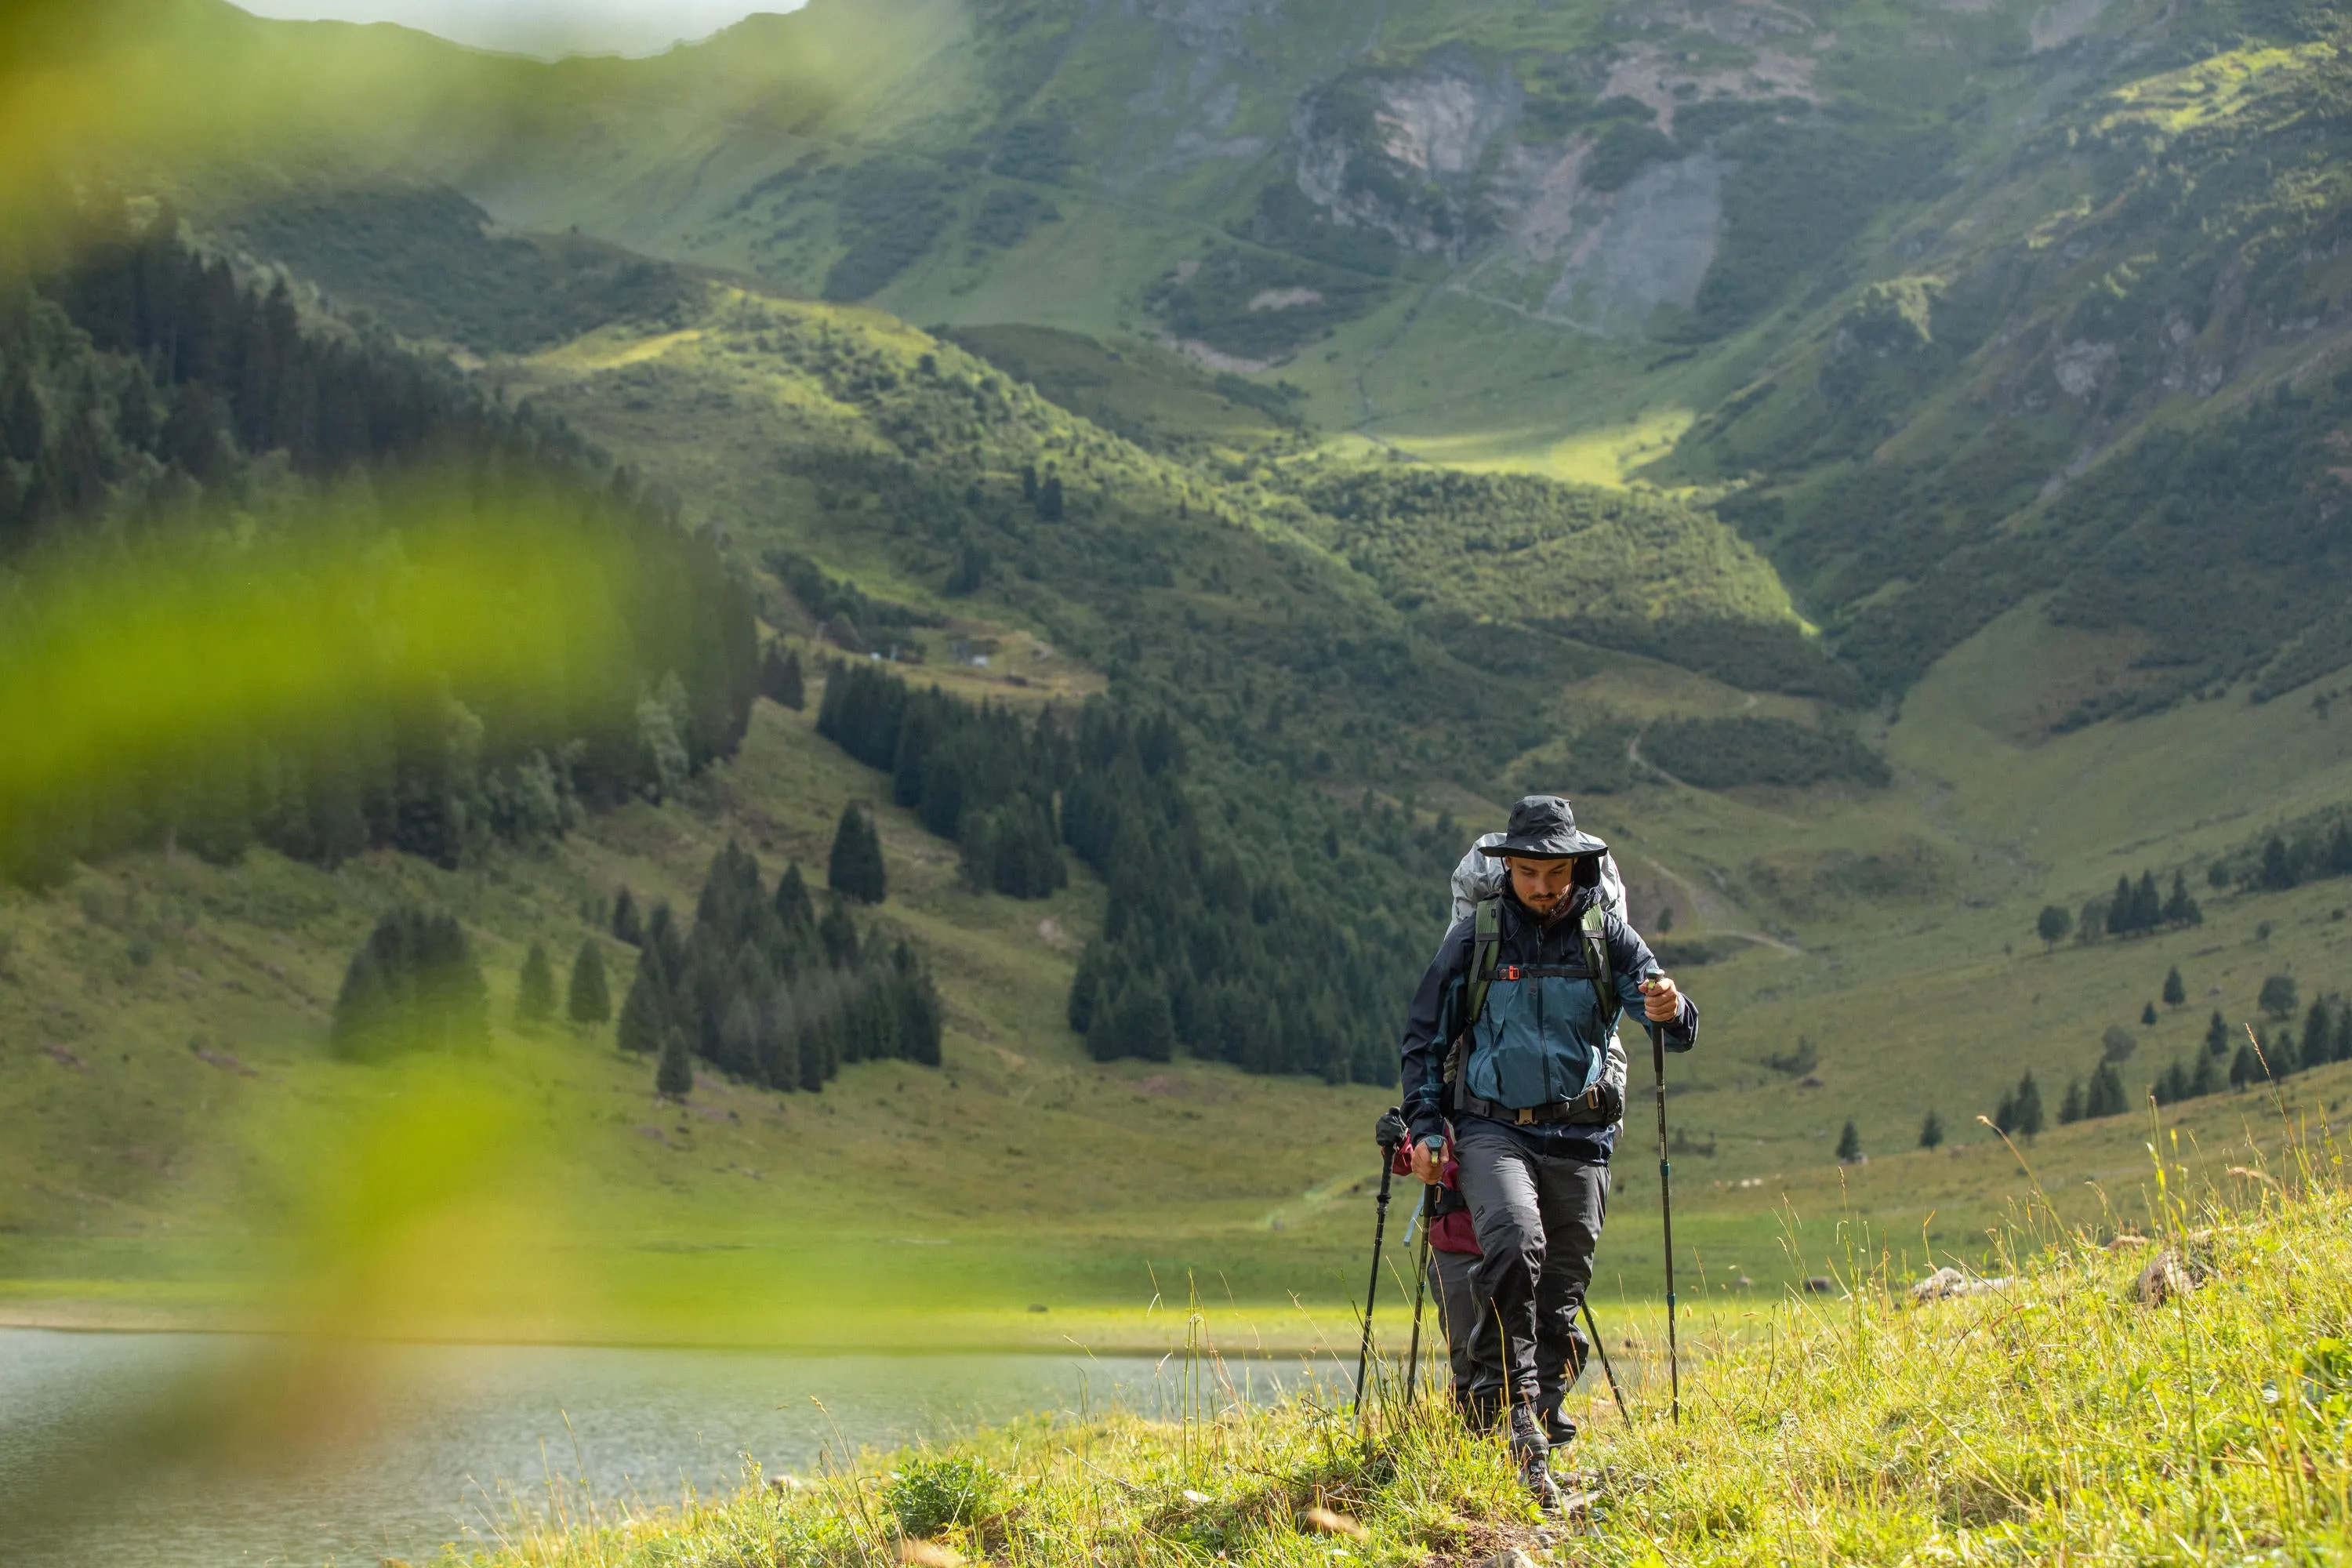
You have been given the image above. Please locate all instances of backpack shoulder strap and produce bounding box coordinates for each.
[1465,898,1504,1030]
[1580,903,1613,1014]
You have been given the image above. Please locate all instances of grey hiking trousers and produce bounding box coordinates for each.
[1454,1117,1607,1413]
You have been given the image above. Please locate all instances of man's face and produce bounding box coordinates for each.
[1505,855,1577,914]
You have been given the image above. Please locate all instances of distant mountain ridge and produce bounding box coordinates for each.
[117,0,2352,720]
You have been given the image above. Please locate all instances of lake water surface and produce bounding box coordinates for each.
[0,1328,1347,1567]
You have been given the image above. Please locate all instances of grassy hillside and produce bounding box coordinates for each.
[0,673,1423,1347]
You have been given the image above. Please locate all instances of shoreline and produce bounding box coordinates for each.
[0,1298,1386,1358]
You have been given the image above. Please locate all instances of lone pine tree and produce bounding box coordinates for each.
[2163,966,2187,1007]
[1836,1120,1864,1163]
[517,942,557,1023]
[568,939,611,1025]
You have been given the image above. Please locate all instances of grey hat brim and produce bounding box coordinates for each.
[1477,829,1609,860]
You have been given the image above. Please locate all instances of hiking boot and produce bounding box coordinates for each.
[1508,1403,1549,1463]
[1461,1389,1503,1436]
[1521,1454,1565,1511]
[1542,1406,1580,1448]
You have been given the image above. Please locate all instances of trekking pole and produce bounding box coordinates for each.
[1354,1111,1406,1421]
[1403,1184,1434,1409]
[1579,1300,1631,1420]
[1642,978,1682,1425]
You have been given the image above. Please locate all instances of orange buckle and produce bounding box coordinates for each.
[1515,1107,1535,1125]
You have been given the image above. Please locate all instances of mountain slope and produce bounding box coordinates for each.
[184,0,2348,720]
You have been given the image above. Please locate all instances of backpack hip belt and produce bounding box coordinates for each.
[1457,1089,1605,1127]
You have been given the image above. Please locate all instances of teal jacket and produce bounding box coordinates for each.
[1399,889,1696,1150]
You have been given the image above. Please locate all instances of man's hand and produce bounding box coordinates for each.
[1642,973,1682,1022]
[1410,1137,1446,1185]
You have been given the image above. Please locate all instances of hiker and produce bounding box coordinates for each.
[1398,795,1697,1501]
[1388,1134,1494,1412]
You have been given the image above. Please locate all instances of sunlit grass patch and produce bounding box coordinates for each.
[1399,408,1697,492]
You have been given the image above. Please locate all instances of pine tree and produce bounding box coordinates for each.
[2162,966,2186,1007]
[2188,1048,2219,1098]
[2205,1010,2230,1058]
[2303,998,2333,1072]
[1108,974,1176,1063]
[2259,973,2299,1019]
[2155,1058,2190,1105]
[655,1025,694,1098]
[2329,818,2352,877]
[2161,873,2200,927]
[329,907,489,1060]
[2111,874,2136,935]
[2010,1073,2045,1138]
[2268,1024,2301,1076]
[612,885,642,946]
[1,358,43,461]
[617,958,668,1054]
[719,993,761,1080]
[2261,835,2295,891]
[1836,1120,1863,1163]
[2141,1000,2158,1026]
[117,360,158,454]
[517,942,557,1022]
[775,862,815,938]
[1918,1108,1944,1149]
[162,380,228,481]
[568,939,611,1024]
[2336,1007,2352,1066]
[2057,1079,2084,1125]
[2132,872,2162,931]
[2088,1062,2127,1118]
[829,801,887,904]
[760,643,805,710]
[894,941,944,1067]
[1035,471,1064,521]
[2230,1040,2263,1091]
[2036,905,2071,949]
[818,894,859,968]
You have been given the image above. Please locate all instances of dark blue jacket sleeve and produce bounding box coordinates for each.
[1400,916,1475,1148]
[1605,914,1697,1051]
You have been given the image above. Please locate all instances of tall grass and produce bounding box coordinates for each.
[463,1119,2352,1566]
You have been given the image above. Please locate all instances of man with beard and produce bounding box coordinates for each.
[1397,795,1697,1503]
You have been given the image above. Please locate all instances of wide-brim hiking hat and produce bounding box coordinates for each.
[1476,794,1609,861]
